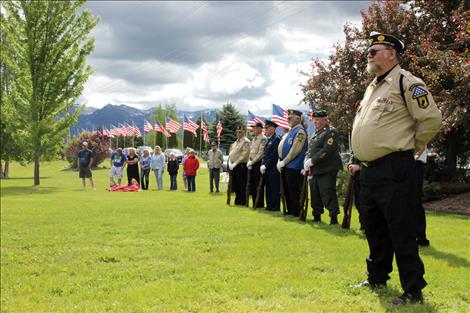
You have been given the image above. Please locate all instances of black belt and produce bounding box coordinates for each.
[360,150,413,168]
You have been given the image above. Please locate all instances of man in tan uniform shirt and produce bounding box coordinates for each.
[247,122,267,208]
[352,32,442,306]
[228,126,251,205]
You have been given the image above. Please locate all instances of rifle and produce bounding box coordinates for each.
[299,174,309,221]
[341,174,355,229]
[226,170,233,205]
[279,171,287,215]
[253,174,264,209]
[245,167,251,207]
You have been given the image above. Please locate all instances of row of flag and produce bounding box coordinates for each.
[85,104,294,143]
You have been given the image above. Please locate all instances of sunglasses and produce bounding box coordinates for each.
[366,48,391,57]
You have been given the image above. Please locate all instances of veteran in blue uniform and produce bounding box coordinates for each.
[260,120,281,211]
[351,32,442,305]
[277,109,308,216]
[304,110,343,224]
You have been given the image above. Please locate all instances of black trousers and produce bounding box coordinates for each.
[309,170,340,217]
[353,173,365,229]
[415,161,428,241]
[360,151,427,293]
[265,167,280,211]
[232,163,247,205]
[249,161,264,208]
[283,167,303,216]
[209,168,221,192]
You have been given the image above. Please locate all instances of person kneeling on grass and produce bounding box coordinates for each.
[108,178,140,192]
[183,150,199,192]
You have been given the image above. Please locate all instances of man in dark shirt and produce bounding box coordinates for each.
[77,141,95,191]
[260,120,281,211]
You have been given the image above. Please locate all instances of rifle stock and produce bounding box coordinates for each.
[245,168,251,207]
[279,171,287,215]
[253,174,264,209]
[299,174,309,221]
[226,170,233,205]
[341,174,355,229]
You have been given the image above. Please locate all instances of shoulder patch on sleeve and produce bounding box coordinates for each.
[296,132,305,141]
[412,86,428,99]
[408,83,426,92]
[327,137,334,145]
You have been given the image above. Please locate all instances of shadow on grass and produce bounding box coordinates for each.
[0,186,60,196]
[372,286,437,312]
[1,176,50,180]
[420,246,470,268]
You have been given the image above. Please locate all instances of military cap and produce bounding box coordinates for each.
[369,31,405,53]
[288,109,302,117]
[264,119,278,128]
[254,122,264,128]
[236,125,246,131]
[210,141,217,146]
[312,110,328,118]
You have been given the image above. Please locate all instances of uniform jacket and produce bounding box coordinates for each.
[184,155,200,176]
[352,65,442,161]
[229,137,250,164]
[278,124,307,170]
[167,159,179,175]
[308,126,343,175]
[249,133,268,164]
[262,134,280,170]
[207,149,224,169]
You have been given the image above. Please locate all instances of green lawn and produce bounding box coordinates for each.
[1,161,469,313]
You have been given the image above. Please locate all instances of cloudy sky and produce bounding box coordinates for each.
[80,1,369,115]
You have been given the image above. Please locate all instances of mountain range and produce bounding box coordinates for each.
[71,104,218,136]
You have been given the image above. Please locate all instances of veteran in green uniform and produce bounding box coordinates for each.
[304,110,343,224]
[351,32,442,306]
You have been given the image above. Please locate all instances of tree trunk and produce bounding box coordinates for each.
[0,160,3,179]
[444,130,458,181]
[3,159,9,179]
[34,150,41,185]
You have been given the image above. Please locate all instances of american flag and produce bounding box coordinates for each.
[124,124,134,137]
[132,124,142,138]
[246,110,265,130]
[144,120,153,133]
[201,119,210,143]
[183,115,199,137]
[272,104,290,130]
[154,119,171,137]
[165,116,181,134]
[215,112,223,146]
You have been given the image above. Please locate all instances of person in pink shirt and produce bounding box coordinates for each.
[183,150,200,192]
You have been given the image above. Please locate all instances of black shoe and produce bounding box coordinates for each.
[352,279,387,289]
[417,238,430,247]
[330,215,338,225]
[313,215,321,222]
[391,291,424,305]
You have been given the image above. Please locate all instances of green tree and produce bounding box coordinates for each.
[212,103,245,153]
[301,0,469,181]
[2,0,98,185]
[150,104,180,150]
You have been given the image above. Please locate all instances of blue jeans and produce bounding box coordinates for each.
[187,176,196,192]
[153,168,163,190]
[170,174,177,190]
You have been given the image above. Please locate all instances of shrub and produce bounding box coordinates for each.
[64,131,111,168]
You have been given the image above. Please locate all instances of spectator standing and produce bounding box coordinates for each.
[167,152,179,190]
[184,150,200,192]
[207,141,224,193]
[150,146,165,190]
[109,147,126,186]
[77,141,95,191]
[140,149,151,190]
[126,148,140,186]
[181,147,191,191]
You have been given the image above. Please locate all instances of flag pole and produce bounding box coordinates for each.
[199,112,203,156]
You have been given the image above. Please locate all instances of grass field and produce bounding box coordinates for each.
[1,161,469,313]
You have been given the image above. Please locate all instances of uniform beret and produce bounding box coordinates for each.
[264,120,278,128]
[312,110,328,118]
[369,32,405,53]
[288,109,302,117]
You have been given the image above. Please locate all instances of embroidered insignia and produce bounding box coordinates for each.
[369,39,373,45]
[416,95,429,109]
[377,35,385,41]
[327,138,334,145]
[412,86,428,99]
